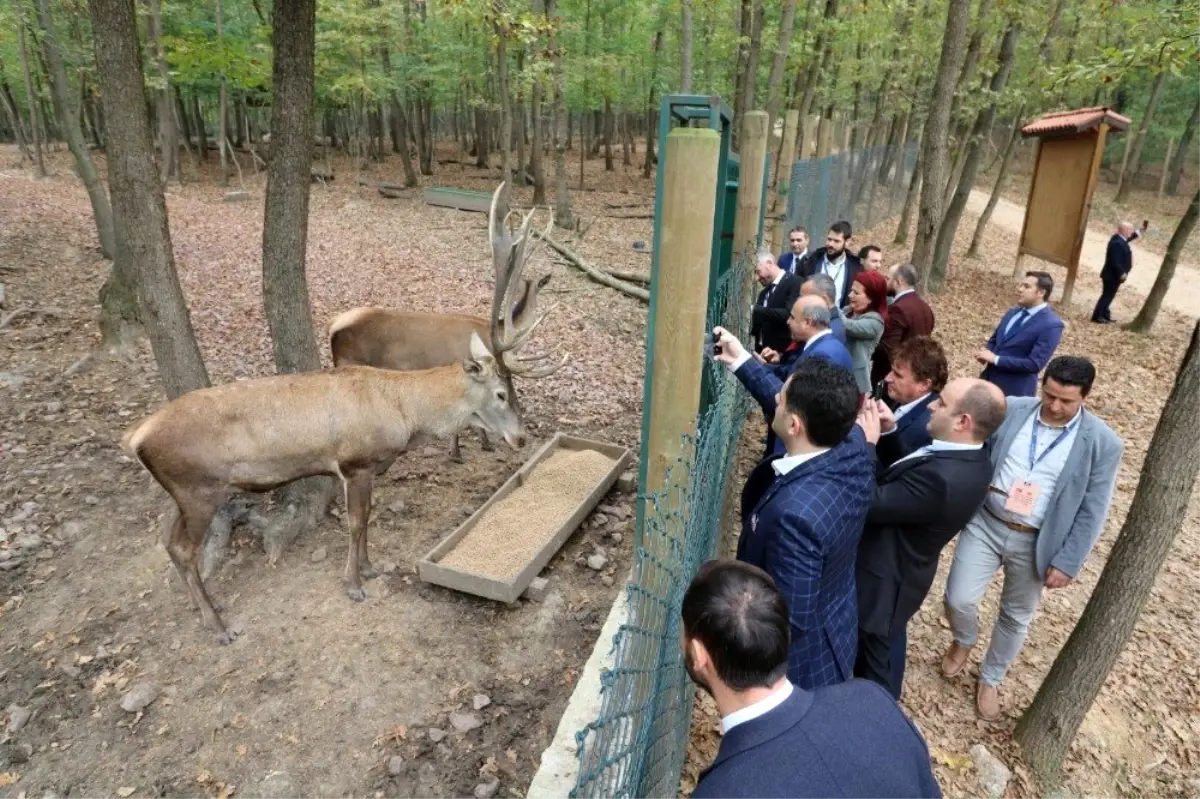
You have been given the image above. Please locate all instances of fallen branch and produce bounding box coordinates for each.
[604,212,654,220]
[357,177,413,192]
[379,187,410,199]
[0,306,63,331]
[533,233,649,303]
[606,269,651,284]
[604,201,649,209]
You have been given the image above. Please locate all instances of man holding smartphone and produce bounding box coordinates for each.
[1091,219,1148,324]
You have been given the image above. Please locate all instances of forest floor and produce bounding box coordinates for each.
[0,145,658,799]
[0,141,1196,799]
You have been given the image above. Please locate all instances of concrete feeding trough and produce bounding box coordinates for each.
[423,186,493,213]
[418,433,632,603]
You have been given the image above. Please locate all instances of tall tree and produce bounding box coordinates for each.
[1165,96,1198,196]
[216,0,229,184]
[16,6,46,178]
[762,0,799,131]
[1114,69,1166,203]
[1127,190,1199,333]
[493,0,514,193]
[547,0,573,228]
[1015,321,1199,786]
[967,108,1024,257]
[146,0,178,182]
[679,0,694,94]
[910,0,971,283]
[88,0,210,399]
[929,21,1020,290]
[0,58,34,164]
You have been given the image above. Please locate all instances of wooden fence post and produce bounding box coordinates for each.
[734,111,770,256]
[639,127,721,549]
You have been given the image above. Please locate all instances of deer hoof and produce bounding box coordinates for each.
[481,441,495,452]
[359,565,379,580]
[215,629,238,646]
[346,586,367,603]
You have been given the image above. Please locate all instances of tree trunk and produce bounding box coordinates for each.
[0,70,34,163]
[603,95,614,171]
[34,0,118,259]
[943,0,993,161]
[1014,320,1199,787]
[515,51,527,183]
[16,13,46,178]
[88,0,210,398]
[216,0,229,184]
[1127,190,1199,333]
[894,138,922,245]
[910,0,971,282]
[147,0,179,179]
[474,105,488,167]
[679,0,694,94]
[1115,70,1165,204]
[642,15,666,180]
[763,0,798,132]
[381,48,418,187]
[738,0,765,120]
[193,93,208,161]
[622,110,632,166]
[530,70,546,203]
[1165,96,1197,196]
[494,2,513,193]
[967,108,1023,257]
[928,21,1018,291]
[791,0,837,131]
[547,0,573,228]
[732,0,751,124]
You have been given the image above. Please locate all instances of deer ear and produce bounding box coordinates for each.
[468,331,491,361]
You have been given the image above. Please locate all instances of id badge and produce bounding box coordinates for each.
[1005,481,1041,516]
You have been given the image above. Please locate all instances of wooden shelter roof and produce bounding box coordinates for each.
[1021,106,1132,138]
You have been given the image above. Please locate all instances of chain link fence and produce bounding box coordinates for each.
[566,142,916,799]
[788,142,920,239]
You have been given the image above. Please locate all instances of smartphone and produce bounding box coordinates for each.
[711,330,723,356]
[870,380,887,401]
[1143,219,1150,230]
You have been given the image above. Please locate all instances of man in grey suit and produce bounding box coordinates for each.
[940,356,1123,721]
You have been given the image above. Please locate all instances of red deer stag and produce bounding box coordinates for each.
[120,191,562,645]
[328,189,560,463]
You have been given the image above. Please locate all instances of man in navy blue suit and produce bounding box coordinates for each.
[976,271,1064,397]
[727,358,874,688]
[876,336,948,470]
[713,296,853,457]
[1091,220,1147,324]
[684,560,941,799]
[777,226,809,275]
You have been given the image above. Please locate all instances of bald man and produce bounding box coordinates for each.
[853,379,1006,697]
[1092,219,1148,324]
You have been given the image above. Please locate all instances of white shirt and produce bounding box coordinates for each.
[758,270,785,306]
[819,252,849,306]
[881,392,932,437]
[892,288,916,302]
[986,405,1082,528]
[721,681,794,734]
[771,447,831,476]
[892,439,983,467]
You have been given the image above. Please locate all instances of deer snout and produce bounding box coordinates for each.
[503,430,527,449]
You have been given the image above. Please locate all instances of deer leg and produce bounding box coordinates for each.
[161,507,199,610]
[341,470,375,602]
[480,429,495,452]
[169,494,234,644]
[449,433,465,464]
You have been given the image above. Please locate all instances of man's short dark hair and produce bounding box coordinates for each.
[789,225,807,236]
[893,336,948,392]
[1043,355,1096,396]
[858,244,881,261]
[782,358,860,447]
[1026,270,1054,302]
[894,263,919,288]
[682,560,789,691]
[955,384,1007,442]
[829,220,852,239]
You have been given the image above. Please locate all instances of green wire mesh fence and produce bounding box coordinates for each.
[788,142,920,238]
[569,253,755,799]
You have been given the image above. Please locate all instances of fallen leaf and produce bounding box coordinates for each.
[0,773,19,787]
[116,788,134,798]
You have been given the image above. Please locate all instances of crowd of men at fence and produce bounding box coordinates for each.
[679,219,1124,797]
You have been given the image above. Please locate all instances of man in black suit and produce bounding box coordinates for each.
[875,336,948,470]
[751,250,802,353]
[853,378,1006,698]
[1091,220,1148,324]
[684,560,942,799]
[795,220,863,308]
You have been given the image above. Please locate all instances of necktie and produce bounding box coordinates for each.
[1008,309,1031,336]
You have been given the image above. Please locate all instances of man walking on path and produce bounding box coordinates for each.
[941,356,1124,721]
[1091,220,1148,324]
[976,271,1064,397]
[873,263,936,385]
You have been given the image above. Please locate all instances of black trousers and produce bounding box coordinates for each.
[1092,275,1121,321]
[855,625,908,700]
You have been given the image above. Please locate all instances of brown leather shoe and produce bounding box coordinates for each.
[940,643,972,678]
[976,682,1002,721]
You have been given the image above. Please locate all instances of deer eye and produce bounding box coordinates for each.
[496,391,508,403]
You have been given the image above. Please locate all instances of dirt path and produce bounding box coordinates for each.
[966,189,1200,318]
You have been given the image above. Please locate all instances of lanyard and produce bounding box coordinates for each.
[1028,413,1078,471]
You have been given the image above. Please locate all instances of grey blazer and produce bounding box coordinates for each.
[988,397,1124,579]
[841,310,885,393]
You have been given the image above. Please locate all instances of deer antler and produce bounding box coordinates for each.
[487,183,565,378]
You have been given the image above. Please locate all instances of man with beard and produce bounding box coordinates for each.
[795,220,863,308]
[853,379,1005,698]
[684,560,942,799]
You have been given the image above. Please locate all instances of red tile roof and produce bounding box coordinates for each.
[1021,107,1132,138]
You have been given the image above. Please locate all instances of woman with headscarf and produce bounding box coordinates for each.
[842,270,889,395]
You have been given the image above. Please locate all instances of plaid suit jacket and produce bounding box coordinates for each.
[738,427,875,689]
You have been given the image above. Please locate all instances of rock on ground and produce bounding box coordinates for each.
[120,683,159,714]
[449,712,483,733]
[970,743,1012,799]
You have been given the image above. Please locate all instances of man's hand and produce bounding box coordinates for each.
[1044,567,1073,589]
[857,399,882,444]
[975,349,997,365]
[711,326,747,366]
[760,347,781,364]
[874,399,897,433]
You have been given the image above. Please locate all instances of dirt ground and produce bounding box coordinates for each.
[0,145,658,798]
[681,199,1200,798]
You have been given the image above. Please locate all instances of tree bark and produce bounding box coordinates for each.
[216,0,229,184]
[88,0,209,398]
[1165,96,1197,196]
[928,21,1019,291]
[530,65,546,203]
[679,0,694,94]
[1014,321,1199,787]
[603,95,614,171]
[1127,190,1199,333]
[546,0,572,228]
[1115,70,1165,204]
[146,0,177,182]
[0,68,34,163]
[16,11,46,178]
[894,137,922,245]
[967,108,1023,257]
[34,0,118,260]
[738,0,765,120]
[763,0,798,132]
[381,47,418,187]
[910,0,971,283]
[493,1,514,193]
[642,12,666,180]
